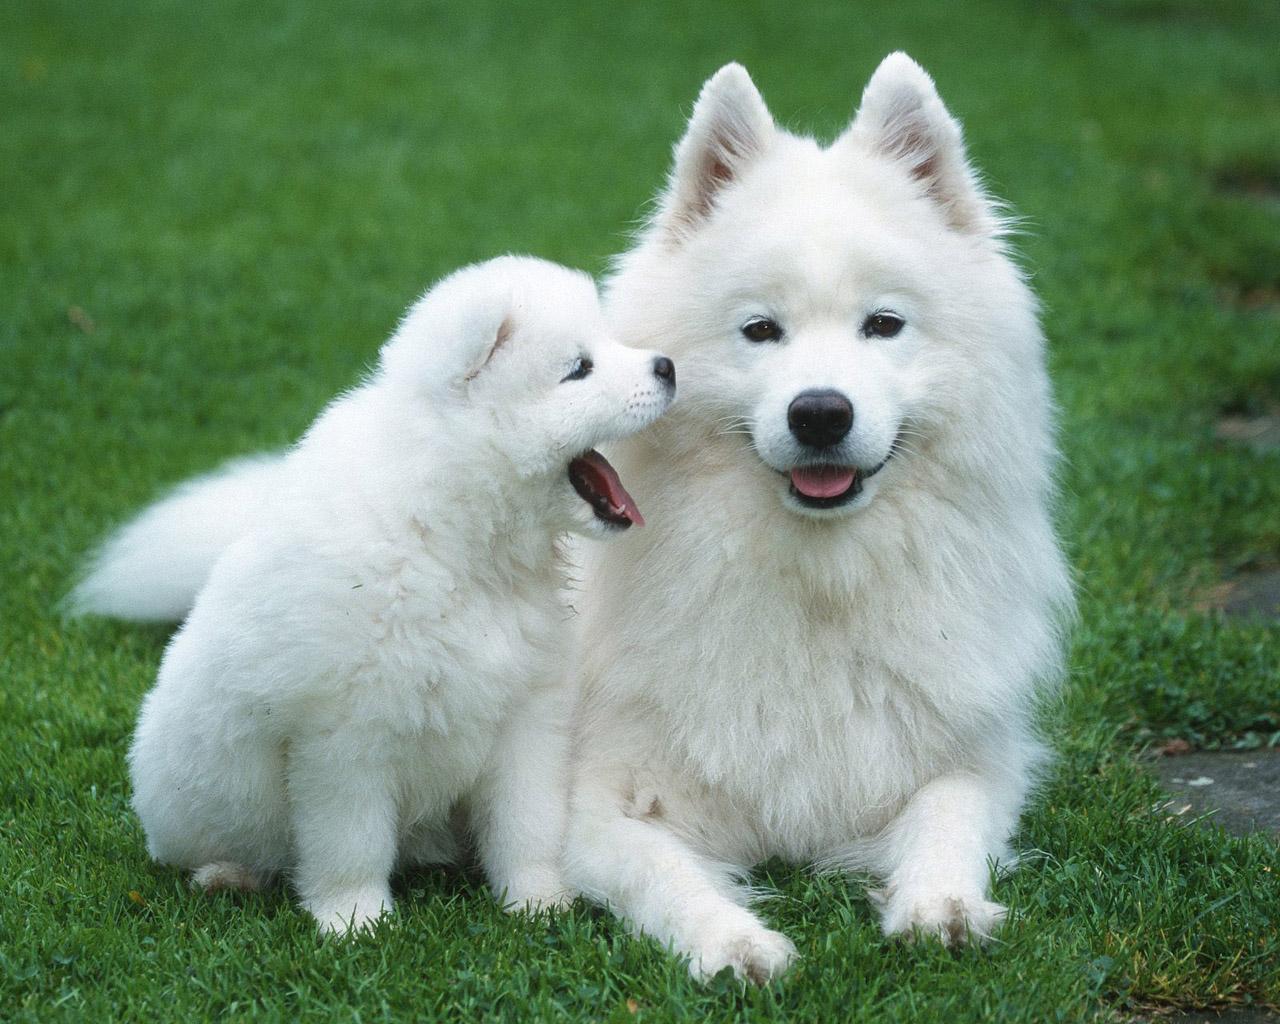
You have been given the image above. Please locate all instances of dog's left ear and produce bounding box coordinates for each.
[843,53,997,236]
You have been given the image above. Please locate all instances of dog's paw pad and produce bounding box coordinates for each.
[882,893,1007,946]
[694,925,798,984]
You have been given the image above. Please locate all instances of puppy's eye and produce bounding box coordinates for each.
[561,356,593,382]
[741,316,783,343]
[862,311,905,338]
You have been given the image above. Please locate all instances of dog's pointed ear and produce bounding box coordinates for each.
[658,63,775,241]
[845,53,996,235]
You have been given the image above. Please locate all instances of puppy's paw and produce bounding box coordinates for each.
[306,888,394,936]
[878,889,1007,946]
[691,919,798,984]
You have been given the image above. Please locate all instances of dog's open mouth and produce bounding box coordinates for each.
[788,458,888,509]
[568,450,644,528]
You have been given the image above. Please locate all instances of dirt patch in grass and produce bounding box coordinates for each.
[1214,163,1280,204]
[1083,0,1277,34]
[1229,288,1280,311]
[1206,160,1280,311]
[1216,284,1280,313]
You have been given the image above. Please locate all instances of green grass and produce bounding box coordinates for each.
[3,0,1279,1020]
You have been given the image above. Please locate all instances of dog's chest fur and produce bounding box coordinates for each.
[632,588,962,857]
[576,436,1050,862]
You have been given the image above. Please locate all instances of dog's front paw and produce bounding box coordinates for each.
[504,890,573,915]
[306,887,393,936]
[496,869,574,915]
[690,918,798,984]
[878,889,1006,946]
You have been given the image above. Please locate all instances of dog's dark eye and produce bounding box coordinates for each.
[561,356,593,382]
[862,311,905,338]
[741,317,783,343]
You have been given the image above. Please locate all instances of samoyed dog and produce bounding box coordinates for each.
[73,256,675,933]
[560,54,1073,981]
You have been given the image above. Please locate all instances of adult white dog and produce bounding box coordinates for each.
[561,54,1072,982]
[74,257,675,933]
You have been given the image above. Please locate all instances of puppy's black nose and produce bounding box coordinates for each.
[788,389,853,448]
[653,356,676,387]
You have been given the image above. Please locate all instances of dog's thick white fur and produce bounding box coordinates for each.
[560,54,1073,981]
[74,256,674,933]
[73,53,1072,981]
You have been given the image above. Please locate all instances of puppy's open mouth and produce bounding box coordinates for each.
[568,451,644,528]
[787,457,889,509]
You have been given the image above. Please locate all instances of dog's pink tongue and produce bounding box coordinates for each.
[571,450,645,527]
[790,465,857,499]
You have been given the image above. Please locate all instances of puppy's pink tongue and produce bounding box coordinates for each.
[568,450,645,528]
[790,465,856,499]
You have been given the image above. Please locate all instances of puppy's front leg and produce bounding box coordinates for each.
[874,770,1020,945]
[287,735,398,934]
[469,682,572,912]
[565,777,796,983]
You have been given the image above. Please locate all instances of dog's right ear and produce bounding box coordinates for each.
[657,63,775,242]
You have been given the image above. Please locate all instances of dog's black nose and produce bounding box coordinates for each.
[653,356,676,387]
[788,389,853,448]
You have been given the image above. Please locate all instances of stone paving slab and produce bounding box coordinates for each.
[1196,567,1280,620]
[1155,749,1280,838]
[1218,570,1280,620]
[1161,1010,1280,1024]
[1216,414,1280,455]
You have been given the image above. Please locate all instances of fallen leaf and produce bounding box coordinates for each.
[128,890,147,906]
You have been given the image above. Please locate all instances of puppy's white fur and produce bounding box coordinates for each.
[561,54,1073,981]
[78,256,673,933]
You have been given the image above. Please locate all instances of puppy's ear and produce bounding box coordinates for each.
[657,63,775,241]
[461,314,515,383]
[379,270,518,395]
[844,52,997,236]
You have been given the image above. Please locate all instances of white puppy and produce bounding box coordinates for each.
[76,256,675,933]
[561,55,1074,981]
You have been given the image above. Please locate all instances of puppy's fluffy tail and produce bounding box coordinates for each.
[69,453,284,622]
